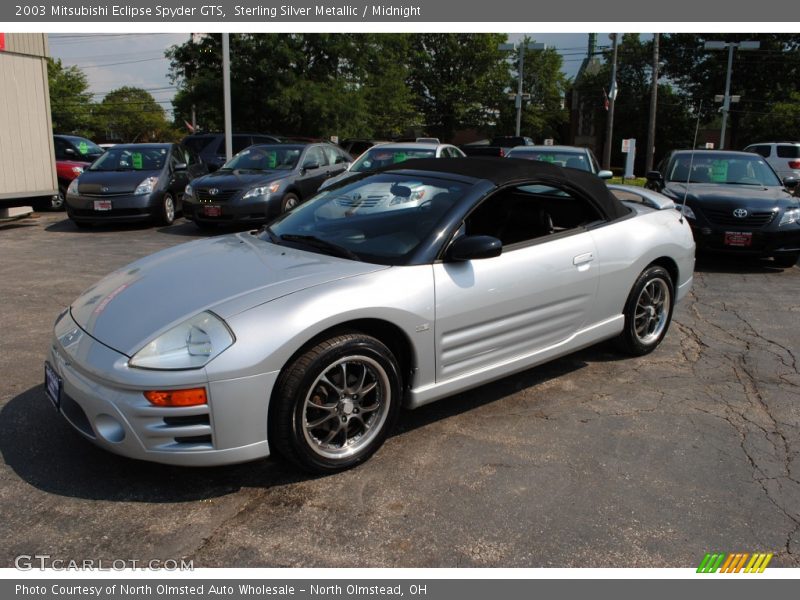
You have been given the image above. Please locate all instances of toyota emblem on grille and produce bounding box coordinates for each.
[733,208,748,218]
[101,186,109,193]
[208,188,219,196]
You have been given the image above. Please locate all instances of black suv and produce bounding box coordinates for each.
[183,143,352,229]
[181,132,284,171]
[646,150,800,268]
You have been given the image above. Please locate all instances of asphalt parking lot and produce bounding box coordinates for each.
[1,212,798,568]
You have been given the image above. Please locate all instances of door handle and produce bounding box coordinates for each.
[573,252,594,266]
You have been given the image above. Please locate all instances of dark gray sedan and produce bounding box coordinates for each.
[182,143,351,230]
[65,143,207,227]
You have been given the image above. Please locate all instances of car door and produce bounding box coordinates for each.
[433,184,600,382]
[166,146,191,201]
[295,146,329,198]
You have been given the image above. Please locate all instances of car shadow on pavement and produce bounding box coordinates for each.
[2,352,601,502]
[694,254,792,273]
[0,385,311,503]
[44,217,155,234]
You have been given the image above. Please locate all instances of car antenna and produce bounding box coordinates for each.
[680,100,703,224]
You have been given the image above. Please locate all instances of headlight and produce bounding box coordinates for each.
[184,183,194,198]
[243,182,281,199]
[67,179,79,195]
[390,189,426,205]
[134,176,159,195]
[71,166,84,175]
[779,208,800,226]
[129,312,234,370]
[675,204,696,220]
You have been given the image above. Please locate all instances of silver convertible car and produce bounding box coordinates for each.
[46,158,695,473]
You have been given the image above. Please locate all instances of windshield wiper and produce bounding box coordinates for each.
[280,234,360,261]
[262,225,279,244]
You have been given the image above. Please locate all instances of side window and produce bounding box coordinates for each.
[463,184,603,247]
[322,145,340,166]
[303,147,326,168]
[777,145,800,159]
[749,145,771,158]
[232,135,252,154]
[54,138,68,160]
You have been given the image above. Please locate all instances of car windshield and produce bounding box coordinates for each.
[261,173,465,265]
[221,146,300,171]
[667,154,781,186]
[507,150,591,172]
[183,136,215,154]
[66,137,104,157]
[350,147,436,173]
[88,146,167,171]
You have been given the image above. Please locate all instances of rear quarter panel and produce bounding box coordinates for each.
[587,205,695,326]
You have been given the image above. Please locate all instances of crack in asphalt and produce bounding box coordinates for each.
[675,270,800,564]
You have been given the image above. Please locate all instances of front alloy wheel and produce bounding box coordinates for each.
[270,333,401,473]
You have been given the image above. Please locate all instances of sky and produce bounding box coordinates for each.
[47,32,612,120]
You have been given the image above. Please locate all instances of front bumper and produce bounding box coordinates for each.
[690,223,800,257]
[183,193,283,225]
[47,310,275,466]
[66,192,160,223]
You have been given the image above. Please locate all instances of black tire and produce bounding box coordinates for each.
[157,193,176,226]
[616,265,675,356]
[269,333,402,474]
[280,192,300,213]
[773,253,799,269]
[53,186,67,211]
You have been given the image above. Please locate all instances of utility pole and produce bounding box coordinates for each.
[499,40,546,137]
[645,33,659,172]
[222,33,232,162]
[602,33,619,171]
[704,40,760,149]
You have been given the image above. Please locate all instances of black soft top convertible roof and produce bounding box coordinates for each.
[381,157,630,221]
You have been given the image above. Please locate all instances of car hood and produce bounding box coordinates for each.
[664,182,791,205]
[193,169,291,191]
[77,169,161,195]
[69,233,387,356]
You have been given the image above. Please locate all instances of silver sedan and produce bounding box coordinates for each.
[46,158,695,473]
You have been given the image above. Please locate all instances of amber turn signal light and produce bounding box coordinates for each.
[144,388,207,407]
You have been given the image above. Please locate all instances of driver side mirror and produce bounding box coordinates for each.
[646,170,663,182]
[783,176,798,191]
[173,162,188,172]
[302,161,320,172]
[597,170,613,180]
[447,235,502,261]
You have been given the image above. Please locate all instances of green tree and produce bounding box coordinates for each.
[575,34,695,171]
[96,86,174,142]
[167,33,419,139]
[408,34,510,141]
[47,58,95,136]
[495,38,570,140]
[659,34,800,148]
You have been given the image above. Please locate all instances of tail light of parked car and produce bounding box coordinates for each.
[788,160,800,169]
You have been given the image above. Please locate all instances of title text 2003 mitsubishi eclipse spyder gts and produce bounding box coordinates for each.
[46,158,695,473]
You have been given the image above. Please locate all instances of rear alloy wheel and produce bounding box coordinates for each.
[773,253,799,269]
[270,333,401,474]
[616,265,674,356]
[281,193,300,213]
[158,193,176,226]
